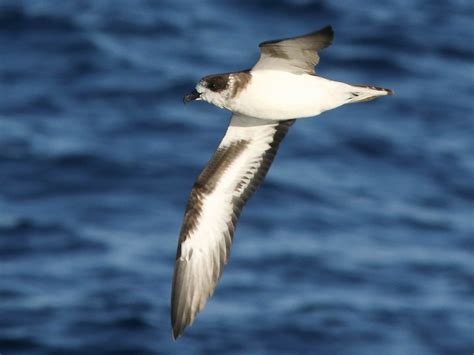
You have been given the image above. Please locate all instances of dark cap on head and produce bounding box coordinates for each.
[201,74,230,93]
[183,74,231,104]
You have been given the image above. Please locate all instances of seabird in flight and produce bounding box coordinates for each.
[172,25,393,339]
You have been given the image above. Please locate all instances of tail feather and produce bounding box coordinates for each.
[352,84,394,95]
[348,84,394,103]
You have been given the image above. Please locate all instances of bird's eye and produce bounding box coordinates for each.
[209,83,217,90]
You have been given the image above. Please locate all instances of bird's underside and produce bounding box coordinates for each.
[172,25,393,339]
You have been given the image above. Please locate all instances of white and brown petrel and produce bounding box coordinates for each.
[172,25,393,339]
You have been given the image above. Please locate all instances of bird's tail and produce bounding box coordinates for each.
[346,84,394,103]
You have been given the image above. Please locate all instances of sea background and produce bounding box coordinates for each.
[0,1,473,354]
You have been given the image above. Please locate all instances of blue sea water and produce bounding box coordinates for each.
[0,0,473,354]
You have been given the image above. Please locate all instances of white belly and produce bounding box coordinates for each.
[232,70,350,120]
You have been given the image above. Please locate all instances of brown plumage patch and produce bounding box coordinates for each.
[255,25,334,74]
[260,46,291,59]
[232,120,294,208]
[259,25,333,48]
[176,139,250,258]
[195,139,250,191]
[231,71,252,98]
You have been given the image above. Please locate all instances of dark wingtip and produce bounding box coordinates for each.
[322,25,334,36]
[172,314,186,341]
[171,295,189,341]
[320,25,334,45]
[172,326,181,341]
[259,24,335,48]
[171,298,184,340]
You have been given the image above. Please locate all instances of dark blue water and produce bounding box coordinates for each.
[1,1,473,354]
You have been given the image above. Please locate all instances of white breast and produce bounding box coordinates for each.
[231,70,352,120]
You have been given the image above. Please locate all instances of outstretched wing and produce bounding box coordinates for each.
[252,25,334,74]
[172,114,294,339]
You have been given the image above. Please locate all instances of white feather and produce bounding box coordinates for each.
[229,70,386,120]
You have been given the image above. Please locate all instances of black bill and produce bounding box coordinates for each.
[183,89,201,103]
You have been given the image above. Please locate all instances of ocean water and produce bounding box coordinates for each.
[0,0,473,354]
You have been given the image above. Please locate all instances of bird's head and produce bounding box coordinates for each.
[183,73,233,109]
